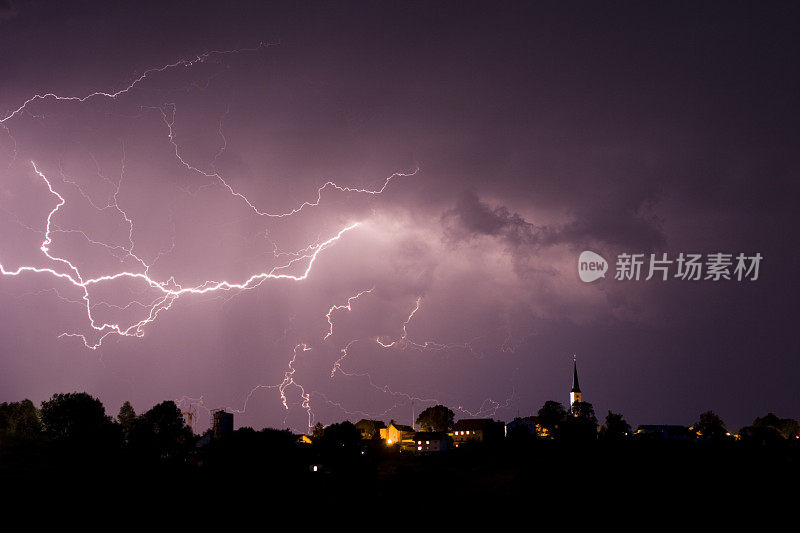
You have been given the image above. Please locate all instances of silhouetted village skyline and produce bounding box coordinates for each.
[2,358,798,503]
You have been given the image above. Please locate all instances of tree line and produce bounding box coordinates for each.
[412,400,799,443]
[0,393,194,463]
[2,392,798,462]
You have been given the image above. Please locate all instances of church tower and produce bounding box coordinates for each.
[570,355,581,409]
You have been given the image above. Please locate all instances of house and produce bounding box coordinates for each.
[384,420,416,449]
[449,418,504,446]
[355,419,386,440]
[505,416,543,439]
[413,431,449,453]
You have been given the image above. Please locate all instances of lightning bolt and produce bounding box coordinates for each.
[318,294,513,427]
[0,38,411,350]
[0,160,363,348]
[176,342,316,433]
[1,41,513,434]
[278,343,313,428]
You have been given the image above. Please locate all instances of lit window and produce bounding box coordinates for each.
[426,441,430,444]
[466,431,470,435]
[417,440,422,444]
[313,466,318,472]
[417,446,422,450]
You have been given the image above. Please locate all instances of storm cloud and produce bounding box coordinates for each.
[0,1,797,433]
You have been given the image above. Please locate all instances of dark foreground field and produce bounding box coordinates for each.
[3,437,796,509]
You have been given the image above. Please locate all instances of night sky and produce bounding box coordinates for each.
[1,1,797,433]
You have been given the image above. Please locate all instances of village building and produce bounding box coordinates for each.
[384,420,416,449]
[355,419,386,440]
[413,431,449,453]
[449,418,504,446]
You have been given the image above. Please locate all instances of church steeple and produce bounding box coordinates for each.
[570,355,582,408]
[571,356,581,393]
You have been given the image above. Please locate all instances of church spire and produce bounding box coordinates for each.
[571,355,581,393]
[570,355,582,408]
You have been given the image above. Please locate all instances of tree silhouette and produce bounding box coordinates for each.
[117,401,136,442]
[40,392,116,444]
[570,401,598,425]
[0,399,42,439]
[599,410,631,440]
[415,405,455,432]
[537,400,567,437]
[695,410,728,440]
[312,422,325,441]
[132,400,192,460]
[562,401,598,441]
[753,413,799,439]
[203,427,299,474]
[319,421,362,454]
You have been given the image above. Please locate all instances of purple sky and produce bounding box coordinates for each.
[0,1,797,433]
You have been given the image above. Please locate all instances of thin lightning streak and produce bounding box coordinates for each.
[326,366,439,407]
[326,291,478,380]
[0,43,270,124]
[210,104,230,170]
[311,390,433,420]
[375,296,421,348]
[16,287,84,308]
[313,374,514,421]
[374,296,481,354]
[17,286,155,314]
[456,393,516,418]
[61,142,177,272]
[278,344,313,429]
[323,287,373,340]
[153,102,418,218]
[0,205,45,236]
[1,122,18,166]
[269,236,325,260]
[321,295,505,422]
[180,342,317,433]
[330,339,359,378]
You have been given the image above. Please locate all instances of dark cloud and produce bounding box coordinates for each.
[442,190,548,247]
[441,188,666,254]
[556,205,667,253]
